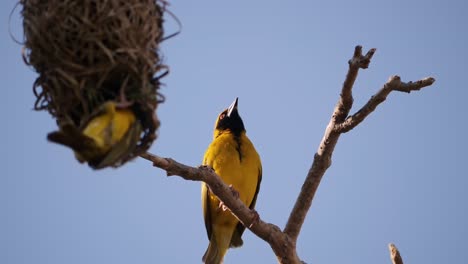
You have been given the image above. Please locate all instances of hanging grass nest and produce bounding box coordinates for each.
[21,0,168,168]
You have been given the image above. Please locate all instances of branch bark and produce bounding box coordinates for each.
[388,243,404,264]
[140,46,435,264]
[284,46,376,241]
[139,153,301,263]
[335,75,435,133]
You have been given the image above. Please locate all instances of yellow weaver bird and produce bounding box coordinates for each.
[201,98,262,264]
[47,101,141,169]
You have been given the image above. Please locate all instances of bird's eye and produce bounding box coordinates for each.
[219,113,226,120]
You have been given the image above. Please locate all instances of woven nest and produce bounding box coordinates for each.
[21,0,168,167]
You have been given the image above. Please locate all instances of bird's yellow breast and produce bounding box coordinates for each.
[81,108,136,153]
[203,131,261,209]
[108,109,136,142]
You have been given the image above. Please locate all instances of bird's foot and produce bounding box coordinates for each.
[218,185,239,212]
[248,209,260,229]
[218,201,228,211]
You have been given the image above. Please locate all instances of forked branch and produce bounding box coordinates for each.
[141,46,435,264]
[335,75,435,133]
[283,47,434,243]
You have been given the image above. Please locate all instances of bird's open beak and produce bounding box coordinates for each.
[227,97,239,117]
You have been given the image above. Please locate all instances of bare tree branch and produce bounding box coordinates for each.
[139,152,301,264]
[338,46,376,121]
[283,46,376,241]
[335,75,435,133]
[140,46,435,264]
[388,243,404,264]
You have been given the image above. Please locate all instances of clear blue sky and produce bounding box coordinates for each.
[2,1,466,263]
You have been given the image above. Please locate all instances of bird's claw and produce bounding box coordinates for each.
[218,201,228,211]
[217,185,239,212]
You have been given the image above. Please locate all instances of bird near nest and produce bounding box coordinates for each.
[201,97,262,264]
[47,101,142,169]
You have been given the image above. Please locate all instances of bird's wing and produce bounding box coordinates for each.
[230,165,262,248]
[47,123,98,153]
[93,120,142,169]
[201,181,212,240]
[201,149,215,240]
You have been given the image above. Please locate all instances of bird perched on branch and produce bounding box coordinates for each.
[47,101,141,169]
[201,97,262,264]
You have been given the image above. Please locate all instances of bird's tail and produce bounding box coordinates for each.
[47,124,95,151]
[202,236,229,264]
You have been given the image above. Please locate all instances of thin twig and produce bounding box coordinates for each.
[335,75,435,133]
[389,243,404,264]
[338,46,377,121]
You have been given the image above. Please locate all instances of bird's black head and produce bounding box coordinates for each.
[215,97,245,136]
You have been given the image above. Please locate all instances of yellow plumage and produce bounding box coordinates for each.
[201,98,262,264]
[47,101,141,169]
